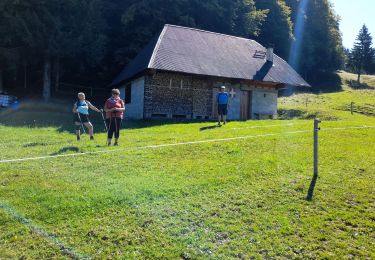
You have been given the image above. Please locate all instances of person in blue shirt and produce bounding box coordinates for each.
[217,86,229,126]
[72,92,101,140]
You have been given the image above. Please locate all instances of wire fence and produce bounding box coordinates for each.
[337,102,375,116]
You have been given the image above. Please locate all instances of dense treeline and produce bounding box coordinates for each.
[0,0,349,100]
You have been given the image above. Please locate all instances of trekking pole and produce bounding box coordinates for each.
[106,110,113,146]
[76,112,86,134]
[100,109,108,132]
[114,111,118,138]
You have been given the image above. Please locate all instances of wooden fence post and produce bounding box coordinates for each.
[306,97,309,110]
[307,117,321,201]
[314,117,321,177]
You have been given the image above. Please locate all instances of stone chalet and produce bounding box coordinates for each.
[111,24,310,120]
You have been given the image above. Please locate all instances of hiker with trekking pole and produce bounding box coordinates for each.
[104,88,125,146]
[72,92,101,141]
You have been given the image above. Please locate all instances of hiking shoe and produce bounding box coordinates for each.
[77,135,80,141]
[114,142,119,146]
[90,136,94,140]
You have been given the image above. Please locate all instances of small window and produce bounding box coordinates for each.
[125,84,132,104]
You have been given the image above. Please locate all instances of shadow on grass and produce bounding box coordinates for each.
[0,100,111,132]
[278,109,339,121]
[0,107,217,132]
[278,109,305,119]
[346,80,375,90]
[23,142,50,147]
[50,146,79,156]
[123,118,218,130]
[278,109,317,120]
[306,174,318,201]
[200,124,221,131]
[309,72,343,93]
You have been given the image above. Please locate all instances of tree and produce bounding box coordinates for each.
[255,0,293,59]
[53,0,107,91]
[349,24,375,82]
[1,0,107,101]
[283,0,299,21]
[0,0,23,92]
[41,0,106,101]
[119,0,266,64]
[0,0,351,97]
[231,0,268,38]
[343,47,351,72]
[284,0,345,84]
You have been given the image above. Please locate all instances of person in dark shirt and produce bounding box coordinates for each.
[216,86,229,126]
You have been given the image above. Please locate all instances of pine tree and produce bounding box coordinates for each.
[350,24,375,83]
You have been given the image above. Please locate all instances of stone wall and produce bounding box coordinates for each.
[142,71,279,120]
[144,72,212,119]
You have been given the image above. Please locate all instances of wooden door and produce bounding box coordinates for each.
[240,91,249,120]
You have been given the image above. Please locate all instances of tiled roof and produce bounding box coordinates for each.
[111,24,310,87]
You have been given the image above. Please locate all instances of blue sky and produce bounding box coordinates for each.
[330,0,375,49]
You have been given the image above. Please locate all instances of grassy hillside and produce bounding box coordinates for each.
[279,71,375,120]
[0,72,374,258]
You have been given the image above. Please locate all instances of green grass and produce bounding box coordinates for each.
[279,71,375,120]
[1,71,375,259]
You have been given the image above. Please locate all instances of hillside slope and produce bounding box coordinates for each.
[279,71,375,121]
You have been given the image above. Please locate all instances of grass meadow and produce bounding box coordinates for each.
[0,72,374,259]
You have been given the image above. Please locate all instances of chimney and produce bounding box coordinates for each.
[266,47,274,63]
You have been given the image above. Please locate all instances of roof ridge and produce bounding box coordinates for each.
[164,24,258,43]
[148,26,168,68]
